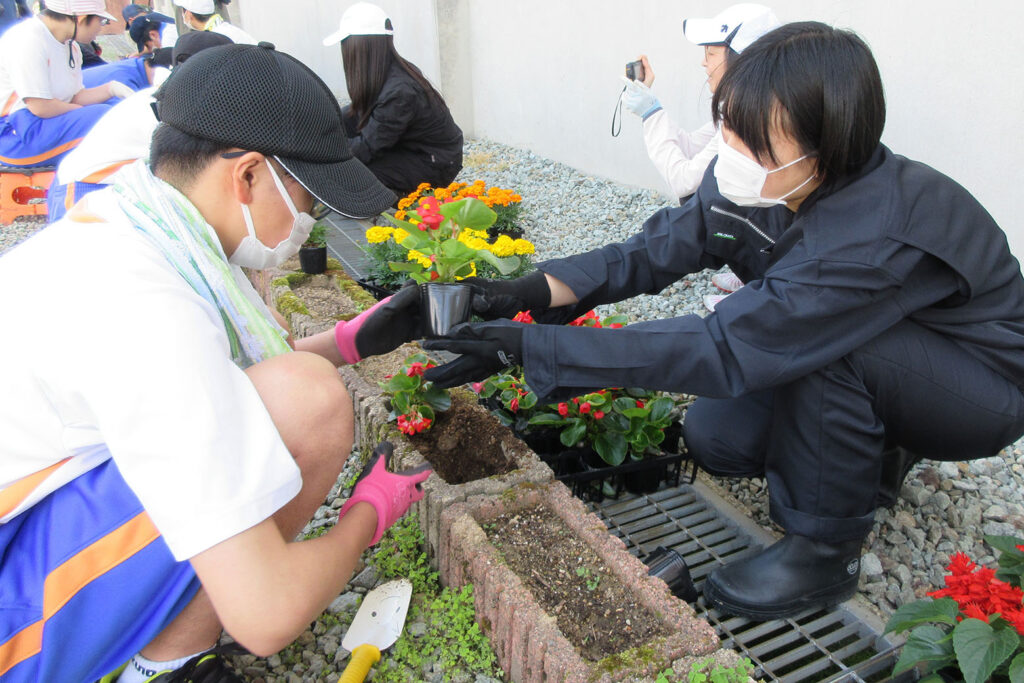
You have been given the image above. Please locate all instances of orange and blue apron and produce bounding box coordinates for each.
[0,457,200,682]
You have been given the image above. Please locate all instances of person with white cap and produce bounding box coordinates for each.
[0,0,135,167]
[0,42,431,682]
[173,0,254,45]
[622,4,780,310]
[323,1,463,197]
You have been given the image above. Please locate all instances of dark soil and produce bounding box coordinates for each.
[409,391,516,484]
[484,504,668,661]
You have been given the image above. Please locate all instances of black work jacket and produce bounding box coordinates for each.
[346,63,462,167]
[523,145,1024,402]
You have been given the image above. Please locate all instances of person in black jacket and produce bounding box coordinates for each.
[412,22,1024,620]
[322,2,463,198]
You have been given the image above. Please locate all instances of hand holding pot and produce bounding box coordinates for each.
[339,441,432,546]
[462,270,551,320]
[334,282,421,364]
[421,320,525,388]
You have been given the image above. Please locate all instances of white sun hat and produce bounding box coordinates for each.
[173,0,216,15]
[44,0,116,21]
[683,3,781,54]
[322,2,393,46]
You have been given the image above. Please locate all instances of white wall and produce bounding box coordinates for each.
[233,0,1024,263]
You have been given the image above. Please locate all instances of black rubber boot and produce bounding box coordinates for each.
[875,447,923,508]
[703,533,863,620]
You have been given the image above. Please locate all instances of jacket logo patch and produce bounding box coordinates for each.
[713,232,736,241]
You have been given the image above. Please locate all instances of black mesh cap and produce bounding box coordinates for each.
[154,41,395,218]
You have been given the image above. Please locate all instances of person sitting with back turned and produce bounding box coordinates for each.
[0,41,430,682]
[174,0,255,45]
[0,0,133,167]
[323,2,463,197]
[418,22,1024,622]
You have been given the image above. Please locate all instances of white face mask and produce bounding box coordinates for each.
[228,160,317,269]
[715,141,816,208]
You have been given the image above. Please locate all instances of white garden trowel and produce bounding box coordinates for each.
[338,578,413,683]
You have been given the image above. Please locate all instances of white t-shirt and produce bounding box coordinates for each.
[210,21,255,45]
[56,84,160,184]
[0,16,83,117]
[642,113,719,200]
[0,195,302,561]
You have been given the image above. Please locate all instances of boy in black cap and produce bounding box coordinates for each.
[0,43,428,683]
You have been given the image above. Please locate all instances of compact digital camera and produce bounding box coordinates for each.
[625,60,645,81]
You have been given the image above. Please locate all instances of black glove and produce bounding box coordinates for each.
[348,281,422,361]
[463,270,551,320]
[421,321,525,388]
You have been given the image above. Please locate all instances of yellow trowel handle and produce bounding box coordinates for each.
[338,643,382,683]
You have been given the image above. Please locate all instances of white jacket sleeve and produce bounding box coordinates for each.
[642,112,718,200]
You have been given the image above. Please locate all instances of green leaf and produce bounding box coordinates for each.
[381,212,423,233]
[603,412,630,433]
[953,618,1019,683]
[518,393,538,411]
[984,535,1024,555]
[438,197,497,229]
[885,598,960,634]
[417,405,435,421]
[493,410,514,427]
[561,419,587,447]
[388,260,425,273]
[648,396,675,423]
[421,385,451,412]
[476,250,521,276]
[528,413,565,426]
[384,373,417,391]
[391,393,410,415]
[594,432,627,466]
[1009,652,1024,683]
[893,624,955,674]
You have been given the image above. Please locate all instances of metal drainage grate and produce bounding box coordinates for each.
[588,482,914,682]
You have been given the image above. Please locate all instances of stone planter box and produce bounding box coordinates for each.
[339,352,553,559]
[439,481,719,682]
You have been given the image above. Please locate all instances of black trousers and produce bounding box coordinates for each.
[681,319,1024,542]
[366,149,462,199]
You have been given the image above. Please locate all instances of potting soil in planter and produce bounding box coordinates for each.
[408,392,516,484]
[483,504,668,662]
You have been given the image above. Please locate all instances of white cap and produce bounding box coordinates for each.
[44,0,116,21]
[173,0,216,15]
[322,2,393,46]
[683,3,780,54]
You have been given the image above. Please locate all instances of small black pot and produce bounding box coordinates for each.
[624,459,668,494]
[644,546,698,602]
[420,282,472,338]
[514,426,564,456]
[299,245,327,274]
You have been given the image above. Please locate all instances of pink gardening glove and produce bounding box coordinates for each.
[334,283,422,364]
[339,441,432,546]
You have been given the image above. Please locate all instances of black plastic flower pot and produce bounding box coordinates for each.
[623,459,668,494]
[355,278,397,301]
[643,546,699,602]
[419,282,472,338]
[298,245,327,275]
[514,426,564,457]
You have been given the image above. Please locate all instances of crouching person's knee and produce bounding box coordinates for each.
[682,408,764,478]
[246,352,354,468]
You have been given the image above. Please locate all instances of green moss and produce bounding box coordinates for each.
[334,273,378,310]
[276,291,310,317]
[271,276,290,288]
[591,645,660,679]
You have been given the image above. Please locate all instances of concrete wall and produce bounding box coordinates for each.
[233,0,1024,264]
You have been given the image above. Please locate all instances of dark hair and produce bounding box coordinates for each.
[190,11,213,22]
[712,21,885,184]
[150,123,232,188]
[341,34,442,130]
[41,8,73,21]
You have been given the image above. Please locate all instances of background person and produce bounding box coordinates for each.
[0,0,133,167]
[174,0,254,45]
[323,1,463,197]
[47,30,231,221]
[622,3,780,310]
[123,2,177,50]
[0,0,29,37]
[0,42,427,682]
[418,22,1024,621]
[127,10,175,55]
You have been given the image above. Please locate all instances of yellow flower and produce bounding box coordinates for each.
[513,238,535,255]
[459,234,489,251]
[406,250,432,268]
[490,234,516,257]
[395,210,407,221]
[365,226,393,243]
[392,227,410,243]
[396,197,414,210]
